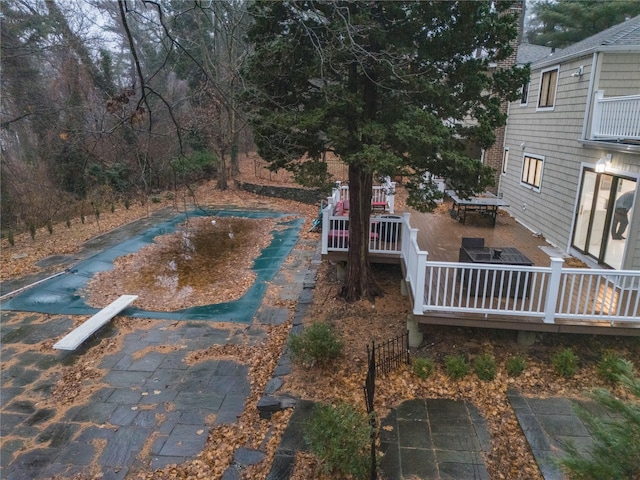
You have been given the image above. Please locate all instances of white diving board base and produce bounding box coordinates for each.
[53,295,138,351]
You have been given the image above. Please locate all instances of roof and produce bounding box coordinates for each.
[528,15,640,68]
[516,43,554,64]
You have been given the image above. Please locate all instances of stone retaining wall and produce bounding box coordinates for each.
[235,180,326,205]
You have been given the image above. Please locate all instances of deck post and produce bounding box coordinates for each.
[401,213,411,259]
[543,257,564,324]
[321,202,331,254]
[590,90,604,138]
[414,240,427,315]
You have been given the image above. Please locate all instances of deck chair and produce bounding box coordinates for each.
[459,237,485,263]
[461,237,485,247]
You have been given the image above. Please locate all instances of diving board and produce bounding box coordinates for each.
[53,295,138,351]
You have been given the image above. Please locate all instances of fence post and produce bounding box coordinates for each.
[364,342,377,480]
[543,258,564,324]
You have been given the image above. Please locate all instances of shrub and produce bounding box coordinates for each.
[289,322,343,368]
[151,196,161,204]
[561,359,640,479]
[66,218,71,228]
[597,351,632,383]
[171,152,218,181]
[473,353,497,381]
[445,354,468,380]
[111,203,115,214]
[46,220,53,234]
[28,223,36,240]
[506,355,527,377]
[304,402,371,479]
[7,230,14,246]
[413,357,435,380]
[552,348,579,378]
[124,198,131,210]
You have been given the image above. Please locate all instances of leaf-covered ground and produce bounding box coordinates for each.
[2,162,638,479]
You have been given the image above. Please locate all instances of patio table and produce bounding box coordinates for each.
[459,246,533,298]
[447,190,509,226]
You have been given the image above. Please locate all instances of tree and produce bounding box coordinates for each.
[162,0,251,189]
[527,0,640,48]
[244,1,528,302]
[561,358,640,479]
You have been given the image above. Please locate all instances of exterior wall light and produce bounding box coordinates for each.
[595,154,612,173]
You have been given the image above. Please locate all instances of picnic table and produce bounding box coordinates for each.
[447,190,509,226]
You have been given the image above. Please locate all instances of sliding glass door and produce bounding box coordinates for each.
[573,169,635,269]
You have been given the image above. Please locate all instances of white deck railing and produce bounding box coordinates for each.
[333,181,396,213]
[590,91,640,141]
[320,194,640,327]
[405,240,640,326]
[320,200,407,255]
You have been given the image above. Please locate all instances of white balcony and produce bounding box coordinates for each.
[590,91,640,142]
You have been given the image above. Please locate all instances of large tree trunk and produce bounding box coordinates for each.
[339,163,383,302]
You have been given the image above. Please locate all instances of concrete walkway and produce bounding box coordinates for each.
[268,393,601,480]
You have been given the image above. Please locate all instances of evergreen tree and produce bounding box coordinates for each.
[561,359,640,479]
[527,0,640,48]
[244,1,528,301]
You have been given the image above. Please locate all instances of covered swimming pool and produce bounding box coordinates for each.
[0,208,303,323]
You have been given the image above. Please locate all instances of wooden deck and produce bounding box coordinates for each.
[410,200,553,265]
[321,194,639,335]
[408,201,639,335]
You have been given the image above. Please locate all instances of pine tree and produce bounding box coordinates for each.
[244,1,528,302]
[527,0,640,48]
[561,359,640,479]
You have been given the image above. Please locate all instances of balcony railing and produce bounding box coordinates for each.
[590,91,640,141]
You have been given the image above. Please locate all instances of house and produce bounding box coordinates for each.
[318,17,640,333]
[499,16,640,272]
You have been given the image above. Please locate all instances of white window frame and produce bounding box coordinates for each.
[502,148,509,175]
[536,65,559,111]
[521,153,544,191]
[520,82,529,106]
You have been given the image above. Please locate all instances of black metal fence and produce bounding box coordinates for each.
[363,332,411,480]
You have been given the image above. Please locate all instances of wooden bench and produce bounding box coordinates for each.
[53,295,138,351]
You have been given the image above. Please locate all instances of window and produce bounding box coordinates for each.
[521,154,543,190]
[537,66,558,110]
[520,82,529,106]
[502,148,509,175]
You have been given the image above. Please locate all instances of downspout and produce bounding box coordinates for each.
[580,52,599,141]
[497,100,511,199]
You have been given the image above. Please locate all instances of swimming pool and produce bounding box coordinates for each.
[0,208,303,323]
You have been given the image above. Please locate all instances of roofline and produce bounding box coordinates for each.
[532,44,640,70]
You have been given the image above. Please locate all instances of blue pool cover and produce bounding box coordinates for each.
[1,209,303,323]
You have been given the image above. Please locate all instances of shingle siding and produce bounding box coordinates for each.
[597,53,640,96]
[501,47,640,269]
